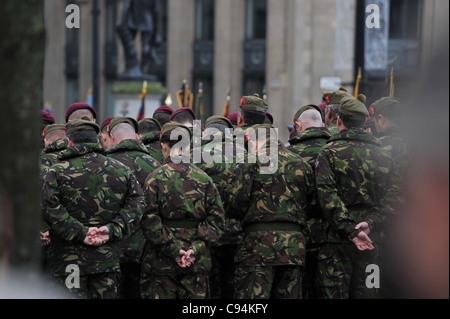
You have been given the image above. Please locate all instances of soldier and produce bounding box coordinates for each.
[236,94,268,129]
[314,96,402,299]
[106,117,161,299]
[138,117,163,164]
[99,117,115,150]
[40,124,67,172]
[194,115,245,299]
[41,118,144,299]
[140,123,225,299]
[287,104,331,299]
[223,124,315,299]
[65,102,97,123]
[322,87,353,136]
[369,97,409,175]
[169,107,196,128]
[152,105,173,127]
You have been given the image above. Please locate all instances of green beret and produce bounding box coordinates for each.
[160,122,192,140]
[294,104,323,121]
[42,124,65,137]
[138,118,161,131]
[204,116,234,129]
[369,97,402,117]
[109,117,139,134]
[324,87,353,105]
[240,93,268,113]
[66,119,100,135]
[339,96,369,118]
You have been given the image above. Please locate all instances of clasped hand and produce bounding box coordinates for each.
[83,226,110,246]
[176,249,195,268]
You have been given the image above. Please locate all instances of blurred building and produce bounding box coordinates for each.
[43,0,448,142]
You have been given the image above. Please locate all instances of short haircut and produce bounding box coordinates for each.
[204,123,228,134]
[66,130,98,144]
[153,113,171,126]
[339,113,366,129]
[326,103,339,117]
[45,130,66,143]
[170,111,194,126]
[160,128,191,149]
[68,109,95,122]
[110,123,136,136]
[240,109,266,126]
[139,121,160,135]
[298,109,323,127]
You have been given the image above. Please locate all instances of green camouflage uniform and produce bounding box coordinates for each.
[223,143,315,299]
[377,122,409,176]
[140,132,164,164]
[314,128,402,299]
[140,157,225,299]
[287,126,331,299]
[194,129,246,299]
[41,143,144,299]
[327,118,339,136]
[107,138,161,299]
[40,138,68,172]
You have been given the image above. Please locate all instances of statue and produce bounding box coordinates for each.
[116,0,162,81]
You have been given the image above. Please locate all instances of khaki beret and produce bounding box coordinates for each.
[369,97,402,117]
[42,124,65,138]
[65,118,100,135]
[324,87,353,105]
[294,104,324,121]
[339,96,369,118]
[160,122,192,140]
[204,116,234,129]
[109,117,139,134]
[239,93,268,113]
[138,118,162,131]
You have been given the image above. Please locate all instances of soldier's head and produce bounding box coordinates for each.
[337,96,369,131]
[100,117,115,149]
[369,97,403,132]
[227,112,239,128]
[293,104,324,134]
[237,94,268,127]
[65,103,97,123]
[138,118,161,138]
[203,116,234,138]
[42,124,66,147]
[108,117,139,146]
[169,107,196,127]
[65,117,100,146]
[153,105,174,127]
[323,87,353,126]
[160,123,192,160]
[247,124,278,152]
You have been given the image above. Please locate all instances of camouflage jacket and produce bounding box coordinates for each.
[40,138,68,172]
[140,157,225,275]
[41,143,144,276]
[287,127,331,168]
[287,127,331,247]
[315,128,403,244]
[107,139,162,263]
[223,144,315,267]
[378,122,409,176]
[327,119,339,136]
[140,132,163,164]
[193,130,247,246]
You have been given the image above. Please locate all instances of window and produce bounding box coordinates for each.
[245,0,267,40]
[195,0,215,41]
[389,0,422,40]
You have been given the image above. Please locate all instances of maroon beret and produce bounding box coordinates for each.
[169,107,196,121]
[41,110,55,125]
[65,103,97,122]
[227,112,239,125]
[100,117,115,132]
[153,105,174,116]
[318,102,327,111]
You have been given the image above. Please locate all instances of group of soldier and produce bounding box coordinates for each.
[39,86,407,299]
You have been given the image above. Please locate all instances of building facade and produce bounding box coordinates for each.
[43,0,448,142]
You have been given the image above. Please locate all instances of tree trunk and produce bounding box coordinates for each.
[0,0,45,283]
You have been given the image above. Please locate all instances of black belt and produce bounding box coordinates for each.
[244,222,303,233]
[162,218,201,229]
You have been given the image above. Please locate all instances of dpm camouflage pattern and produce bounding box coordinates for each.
[40,138,68,172]
[287,127,331,168]
[140,132,164,164]
[315,128,403,245]
[107,138,161,263]
[140,157,225,276]
[377,122,410,177]
[41,143,144,276]
[223,143,315,268]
